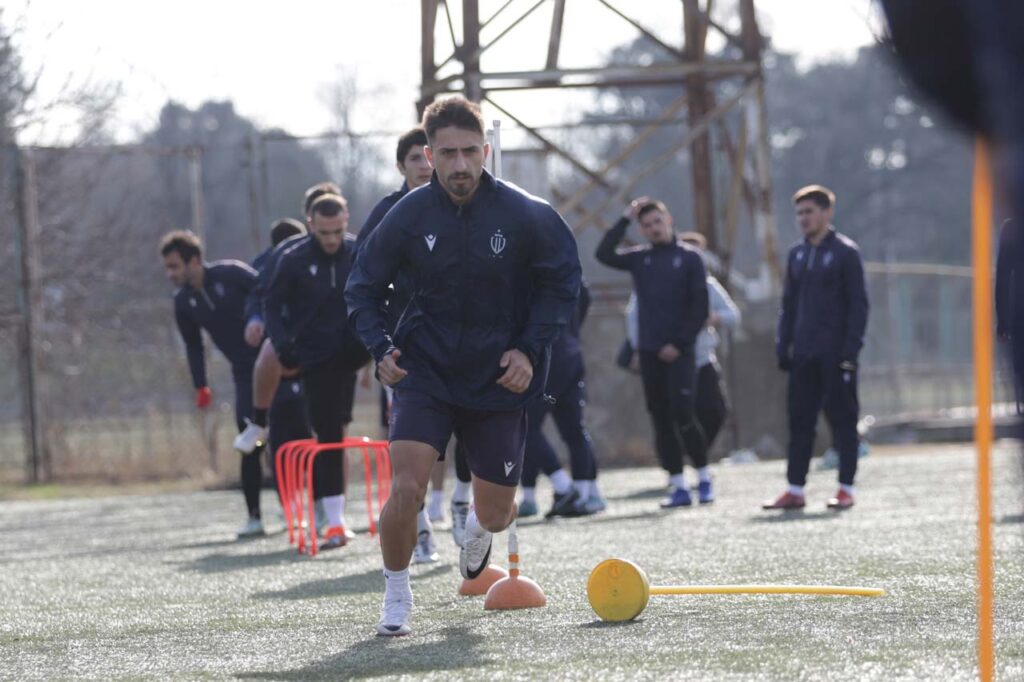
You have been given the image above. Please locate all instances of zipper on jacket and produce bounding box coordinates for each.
[807,245,817,271]
[200,288,216,311]
[331,262,336,288]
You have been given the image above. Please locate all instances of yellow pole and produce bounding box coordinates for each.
[971,138,996,682]
[649,585,884,598]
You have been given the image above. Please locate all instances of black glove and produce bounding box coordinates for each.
[777,354,792,372]
[276,343,300,370]
[616,339,635,370]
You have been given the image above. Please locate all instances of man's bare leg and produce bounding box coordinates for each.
[254,339,284,413]
[460,477,517,578]
[427,459,446,521]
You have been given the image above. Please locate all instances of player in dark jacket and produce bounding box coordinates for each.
[765,185,869,511]
[596,197,709,509]
[160,230,264,538]
[346,97,581,636]
[264,193,370,549]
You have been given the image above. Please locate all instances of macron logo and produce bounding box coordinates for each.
[425,234,437,252]
[504,461,515,476]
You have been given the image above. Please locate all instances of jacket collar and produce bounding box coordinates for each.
[804,227,837,247]
[430,168,497,211]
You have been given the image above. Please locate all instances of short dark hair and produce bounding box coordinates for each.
[309,194,347,219]
[304,181,342,215]
[270,218,306,246]
[422,96,485,142]
[397,126,429,165]
[637,199,670,220]
[793,185,836,210]
[159,230,202,262]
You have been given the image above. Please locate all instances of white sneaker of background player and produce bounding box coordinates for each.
[236,517,265,539]
[412,529,439,564]
[233,419,267,454]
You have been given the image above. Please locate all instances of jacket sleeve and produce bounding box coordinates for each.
[263,253,295,355]
[245,252,268,322]
[708,276,740,330]
[514,207,583,364]
[356,199,391,252]
[595,217,635,271]
[776,251,796,360]
[840,246,869,363]
[345,211,405,363]
[676,252,709,346]
[577,280,592,328]
[174,298,207,389]
[996,222,1013,336]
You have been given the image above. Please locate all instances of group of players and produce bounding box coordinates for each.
[161,96,869,636]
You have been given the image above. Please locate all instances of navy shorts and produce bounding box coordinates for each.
[389,389,527,487]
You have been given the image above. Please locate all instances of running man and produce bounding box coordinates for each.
[520,281,605,518]
[765,185,868,511]
[596,197,709,509]
[356,126,441,563]
[160,230,265,538]
[347,96,581,636]
[265,193,370,548]
[235,183,341,453]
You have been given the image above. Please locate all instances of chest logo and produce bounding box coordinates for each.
[292,383,301,395]
[214,282,225,297]
[644,255,651,266]
[309,264,318,276]
[189,297,197,308]
[425,234,437,252]
[673,255,683,269]
[490,230,507,256]
[823,251,834,267]
[796,251,805,261]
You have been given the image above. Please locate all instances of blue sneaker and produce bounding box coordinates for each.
[696,480,715,505]
[659,487,693,509]
[518,499,538,518]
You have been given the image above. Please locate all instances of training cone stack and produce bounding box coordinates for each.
[483,520,547,610]
[459,565,509,596]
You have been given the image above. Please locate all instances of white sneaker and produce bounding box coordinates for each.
[233,420,268,454]
[427,502,445,524]
[459,531,493,580]
[450,501,469,547]
[376,592,413,637]
[412,529,439,564]
[236,517,265,539]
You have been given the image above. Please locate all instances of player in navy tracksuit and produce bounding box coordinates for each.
[765,185,869,511]
[519,281,605,518]
[235,183,342,453]
[596,197,709,509]
[346,97,581,636]
[265,194,371,549]
[160,230,265,538]
[996,219,1024,414]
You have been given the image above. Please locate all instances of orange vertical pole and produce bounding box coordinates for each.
[971,138,995,682]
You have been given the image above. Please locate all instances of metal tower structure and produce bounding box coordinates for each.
[418,0,781,290]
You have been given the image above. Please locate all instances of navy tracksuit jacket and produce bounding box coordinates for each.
[345,170,582,411]
[775,228,869,487]
[356,182,412,334]
[264,234,369,371]
[173,260,260,388]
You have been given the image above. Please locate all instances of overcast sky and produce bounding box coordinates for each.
[10,0,881,143]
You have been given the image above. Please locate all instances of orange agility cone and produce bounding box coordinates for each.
[459,565,509,596]
[484,520,546,610]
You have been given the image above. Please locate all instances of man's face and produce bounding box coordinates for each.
[399,145,433,189]
[163,251,200,287]
[309,210,349,255]
[425,126,489,203]
[639,209,675,245]
[795,200,832,238]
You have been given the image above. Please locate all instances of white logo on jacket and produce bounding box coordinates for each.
[490,230,506,256]
[309,264,318,276]
[823,251,834,267]
[673,255,683,269]
[425,234,437,251]
[214,282,225,297]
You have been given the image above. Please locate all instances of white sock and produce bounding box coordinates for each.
[323,494,346,528]
[417,506,432,535]
[452,480,472,504]
[521,486,536,504]
[591,481,603,499]
[429,490,443,514]
[550,469,572,495]
[464,509,489,541]
[573,479,592,500]
[383,567,411,597]
[788,484,805,496]
[698,467,712,484]
[840,484,855,496]
[669,473,686,490]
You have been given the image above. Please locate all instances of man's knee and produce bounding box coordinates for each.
[474,497,515,533]
[388,473,428,515]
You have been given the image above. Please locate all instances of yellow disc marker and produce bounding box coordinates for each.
[587,558,651,622]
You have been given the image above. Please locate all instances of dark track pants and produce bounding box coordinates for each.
[233,368,264,519]
[695,361,729,451]
[786,356,860,487]
[639,347,708,475]
[301,353,358,500]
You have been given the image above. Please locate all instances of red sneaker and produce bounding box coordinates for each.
[827,490,855,510]
[762,491,806,510]
[322,525,349,549]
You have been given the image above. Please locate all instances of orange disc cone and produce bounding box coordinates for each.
[483,570,547,610]
[459,565,509,596]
